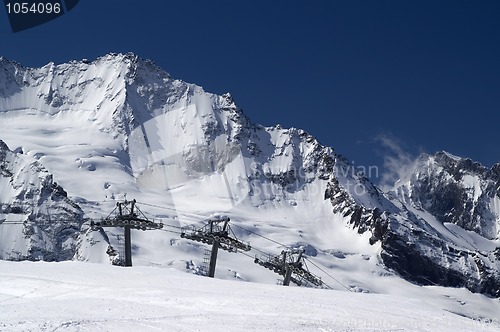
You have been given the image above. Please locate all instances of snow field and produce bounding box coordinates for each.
[1,261,499,332]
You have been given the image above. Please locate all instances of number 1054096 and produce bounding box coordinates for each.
[6,2,61,14]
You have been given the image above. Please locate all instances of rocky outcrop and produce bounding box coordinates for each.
[327,150,500,297]
[0,140,84,261]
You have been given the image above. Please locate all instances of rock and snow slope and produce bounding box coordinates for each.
[0,140,83,260]
[0,53,499,303]
[383,152,500,296]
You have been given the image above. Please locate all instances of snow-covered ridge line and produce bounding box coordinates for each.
[0,53,499,299]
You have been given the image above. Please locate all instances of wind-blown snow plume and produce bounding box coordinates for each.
[376,134,417,191]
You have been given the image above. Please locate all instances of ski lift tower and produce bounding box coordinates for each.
[91,199,163,267]
[181,215,251,278]
[254,248,323,287]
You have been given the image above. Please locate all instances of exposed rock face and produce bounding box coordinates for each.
[0,140,84,261]
[326,151,500,297]
[393,152,500,239]
[384,152,500,297]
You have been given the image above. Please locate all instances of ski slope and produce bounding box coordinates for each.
[0,261,499,332]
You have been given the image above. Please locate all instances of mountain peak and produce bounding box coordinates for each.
[0,139,10,152]
[1,54,499,297]
[430,150,488,176]
[91,52,172,81]
[0,56,20,67]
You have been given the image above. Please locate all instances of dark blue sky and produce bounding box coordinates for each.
[1,1,499,183]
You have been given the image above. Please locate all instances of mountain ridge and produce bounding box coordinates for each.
[0,53,499,297]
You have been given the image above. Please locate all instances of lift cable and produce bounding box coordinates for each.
[0,219,83,226]
[158,228,182,235]
[248,246,270,256]
[300,259,333,290]
[2,201,346,291]
[131,202,292,252]
[162,223,184,230]
[239,251,255,260]
[231,223,290,249]
[304,257,352,292]
[203,221,344,290]
[135,201,209,220]
[0,217,183,232]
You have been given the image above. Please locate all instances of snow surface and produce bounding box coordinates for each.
[1,261,499,332]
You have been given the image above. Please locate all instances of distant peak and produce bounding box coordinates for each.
[92,52,137,66]
[434,150,462,162]
[416,151,463,166]
[0,56,23,69]
[222,92,233,102]
[91,52,171,81]
[0,139,10,151]
[95,52,151,66]
[422,150,488,175]
[221,92,238,108]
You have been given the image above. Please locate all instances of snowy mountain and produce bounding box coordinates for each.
[0,53,499,304]
[0,140,83,260]
[391,151,500,239]
[0,53,333,275]
[382,152,500,296]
